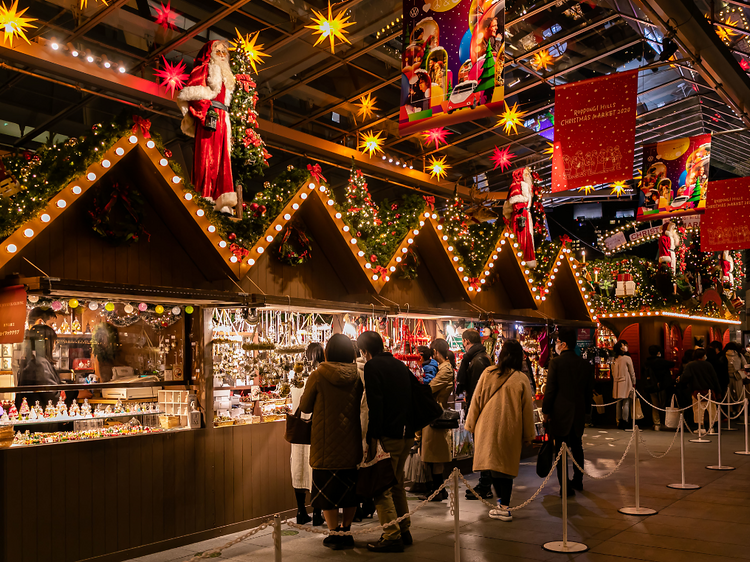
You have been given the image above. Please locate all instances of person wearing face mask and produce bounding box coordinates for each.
[542,328,593,496]
[612,340,636,430]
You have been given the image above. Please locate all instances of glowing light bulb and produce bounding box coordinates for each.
[172,176,181,184]
[56,200,66,208]
[275,224,282,231]
[284,214,291,220]
[257,247,265,254]
[6,244,17,253]
[292,203,299,210]
[230,256,238,263]
[87,172,96,181]
[146,140,155,149]
[208,225,216,233]
[301,193,308,200]
[196,209,204,217]
[266,235,274,242]
[248,258,255,265]
[115,147,124,156]
[184,193,193,201]
[129,136,138,143]
[23,228,33,238]
[41,214,50,223]
[159,158,168,167]
[72,186,82,195]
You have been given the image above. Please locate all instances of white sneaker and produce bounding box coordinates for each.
[489,504,512,521]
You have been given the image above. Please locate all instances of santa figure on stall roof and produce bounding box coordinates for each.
[658,221,680,275]
[504,167,536,267]
[177,40,237,213]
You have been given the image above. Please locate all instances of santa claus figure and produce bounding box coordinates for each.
[504,167,536,267]
[177,40,237,212]
[658,221,680,274]
[720,250,734,288]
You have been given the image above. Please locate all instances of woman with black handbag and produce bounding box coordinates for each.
[465,340,535,522]
[300,334,363,550]
[418,338,455,501]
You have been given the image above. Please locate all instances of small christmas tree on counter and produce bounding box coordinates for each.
[229,31,271,199]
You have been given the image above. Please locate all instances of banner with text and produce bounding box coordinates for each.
[702,177,750,251]
[0,285,26,344]
[636,133,711,222]
[399,0,505,135]
[551,70,638,192]
[603,215,701,252]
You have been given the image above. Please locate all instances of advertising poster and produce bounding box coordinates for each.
[551,70,638,192]
[0,285,26,344]
[701,177,750,251]
[399,0,505,135]
[636,133,711,221]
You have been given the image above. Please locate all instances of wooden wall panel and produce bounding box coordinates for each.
[0,424,295,562]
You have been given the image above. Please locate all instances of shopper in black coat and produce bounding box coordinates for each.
[644,345,675,430]
[707,341,729,396]
[542,328,593,495]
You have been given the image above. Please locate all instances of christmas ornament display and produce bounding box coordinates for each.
[154,1,178,30]
[154,57,189,97]
[0,0,36,47]
[421,127,452,151]
[355,93,378,121]
[229,28,270,74]
[490,146,515,171]
[305,1,355,54]
[359,130,385,158]
[498,102,527,135]
[427,155,449,181]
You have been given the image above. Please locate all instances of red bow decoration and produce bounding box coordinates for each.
[560,235,571,246]
[467,277,481,290]
[229,243,249,259]
[373,265,388,278]
[235,74,257,93]
[132,116,151,139]
[423,196,435,211]
[307,163,327,184]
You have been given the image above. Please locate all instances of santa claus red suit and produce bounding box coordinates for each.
[720,250,734,287]
[177,40,237,212]
[658,222,680,274]
[504,167,536,267]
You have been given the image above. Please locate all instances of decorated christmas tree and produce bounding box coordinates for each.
[229,35,271,198]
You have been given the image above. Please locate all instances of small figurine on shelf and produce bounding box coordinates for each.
[104,405,112,415]
[8,402,18,420]
[84,323,91,335]
[0,411,8,422]
[71,319,82,334]
[94,404,104,416]
[33,400,43,418]
[81,398,92,417]
[45,400,56,418]
[29,407,37,420]
[60,319,71,335]
[56,396,68,417]
[114,399,124,414]
[19,397,30,420]
[69,401,80,417]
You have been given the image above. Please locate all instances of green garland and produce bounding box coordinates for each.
[273,222,313,266]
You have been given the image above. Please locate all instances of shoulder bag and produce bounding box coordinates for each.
[411,374,444,430]
[284,408,312,445]
[429,408,460,429]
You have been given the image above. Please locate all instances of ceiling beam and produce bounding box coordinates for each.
[67,0,130,43]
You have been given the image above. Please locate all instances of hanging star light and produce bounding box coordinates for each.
[740,58,750,71]
[358,129,385,158]
[305,2,355,54]
[355,93,378,120]
[543,142,554,160]
[490,146,515,171]
[427,155,450,181]
[610,180,628,197]
[0,0,36,47]
[578,185,595,195]
[421,127,452,150]
[229,28,270,74]
[154,56,189,97]
[79,0,108,9]
[498,101,527,135]
[531,49,553,71]
[715,17,738,42]
[155,1,178,30]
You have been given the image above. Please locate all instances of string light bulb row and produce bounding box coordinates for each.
[42,37,127,73]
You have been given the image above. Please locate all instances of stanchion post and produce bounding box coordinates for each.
[708,397,735,470]
[668,414,700,490]
[273,514,282,562]
[543,445,588,553]
[453,469,460,562]
[735,399,750,456]
[619,425,657,515]
[724,389,738,431]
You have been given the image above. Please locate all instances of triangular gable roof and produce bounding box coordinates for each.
[0,131,247,280]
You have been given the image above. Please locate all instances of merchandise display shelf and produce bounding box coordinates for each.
[1,409,162,427]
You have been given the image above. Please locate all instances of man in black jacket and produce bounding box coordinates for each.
[679,348,722,433]
[455,329,494,499]
[358,331,414,553]
[542,328,593,495]
[644,345,675,430]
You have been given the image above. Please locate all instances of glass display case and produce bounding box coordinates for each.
[0,296,194,447]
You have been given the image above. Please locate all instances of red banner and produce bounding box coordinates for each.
[701,177,750,251]
[551,70,639,192]
[0,285,26,344]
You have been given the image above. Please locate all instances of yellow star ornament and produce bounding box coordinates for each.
[305,2,355,54]
[427,155,450,181]
[543,142,554,160]
[79,0,108,9]
[229,28,270,74]
[498,101,527,135]
[356,93,378,120]
[0,0,36,47]
[610,181,628,197]
[358,130,385,158]
[578,185,595,195]
[531,49,553,71]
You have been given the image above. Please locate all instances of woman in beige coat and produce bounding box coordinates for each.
[612,340,636,429]
[418,338,455,502]
[465,340,535,522]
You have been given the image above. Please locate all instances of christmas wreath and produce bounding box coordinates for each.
[89,181,149,245]
[274,223,313,266]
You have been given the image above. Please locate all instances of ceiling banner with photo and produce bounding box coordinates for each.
[399,0,505,135]
[636,133,711,222]
[551,70,639,192]
[701,177,750,252]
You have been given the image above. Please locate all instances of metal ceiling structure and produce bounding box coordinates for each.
[0,0,749,206]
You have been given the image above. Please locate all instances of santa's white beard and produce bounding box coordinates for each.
[211,53,236,90]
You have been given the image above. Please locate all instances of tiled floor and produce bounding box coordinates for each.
[126,425,750,562]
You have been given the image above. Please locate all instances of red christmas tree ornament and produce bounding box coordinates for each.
[421,127,452,150]
[155,1,178,30]
[490,146,515,171]
[740,58,750,71]
[154,56,189,97]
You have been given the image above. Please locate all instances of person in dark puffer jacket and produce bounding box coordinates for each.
[300,334,363,550]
